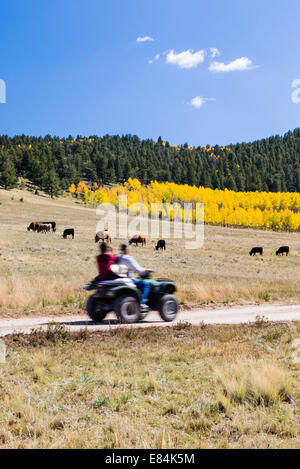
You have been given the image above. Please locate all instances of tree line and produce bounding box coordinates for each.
[0,129,299,195]
[71,178,300,231]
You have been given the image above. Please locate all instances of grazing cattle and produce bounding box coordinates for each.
[276,246,290,256]
[95,230,112,243]
[129,235,146,247]
[155,240,166,251]
[63,228,75,239]
[27,221,56,232]
[249,247,263,256]
[38,224,51,233]
[27,222,40,232]
[42,221,56,232]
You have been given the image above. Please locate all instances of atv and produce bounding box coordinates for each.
[85,274,179,324]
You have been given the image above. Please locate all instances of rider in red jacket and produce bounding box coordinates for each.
[96,243,117,281]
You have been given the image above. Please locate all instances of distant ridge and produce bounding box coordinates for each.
[0,129,299,194]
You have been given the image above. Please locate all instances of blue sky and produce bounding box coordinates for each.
[0,0,299,146]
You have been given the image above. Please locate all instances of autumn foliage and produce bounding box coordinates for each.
[70,178,300,231]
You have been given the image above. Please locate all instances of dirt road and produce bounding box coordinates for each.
[0,304,299,337]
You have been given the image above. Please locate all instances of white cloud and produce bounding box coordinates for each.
[166,49,205,69]
[149,54,160,64]
[209,47,221,58]
[209,57,256,73]
[136,36,154,43]
[188,96,215,109]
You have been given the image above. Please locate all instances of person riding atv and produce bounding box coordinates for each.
[85,247,179,324]
[118,243,152,311]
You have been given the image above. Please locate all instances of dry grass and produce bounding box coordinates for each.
[0,275,87,309]
[216,360,293,407]
[0,188,299,316]
[0,321,299,448]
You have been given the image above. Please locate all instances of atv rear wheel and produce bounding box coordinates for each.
[86,295,108,322]
[114,295,140,324]
[159,295,179,322]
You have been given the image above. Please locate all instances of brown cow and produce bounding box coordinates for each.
[129,235,146,246]
[38,224,51,233]
[95,230,112,244]
[41,221,56,232]
[28,221,55,232]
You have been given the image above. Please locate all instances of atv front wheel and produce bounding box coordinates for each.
[159,295,179,322]
[86,296,108,322]
[114,295,140,324]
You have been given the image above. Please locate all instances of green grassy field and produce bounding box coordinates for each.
[0,187,300,317]
[0,321,299,449]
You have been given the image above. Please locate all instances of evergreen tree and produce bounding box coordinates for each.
[0,156,18,189]
[42,170,60,198]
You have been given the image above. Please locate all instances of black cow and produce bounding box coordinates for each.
[42,221,56,232]
[27,222,40,232]
[63,228,74,239]
[249,247,263,256]
[276,246,289,256]
[155,240,166,251]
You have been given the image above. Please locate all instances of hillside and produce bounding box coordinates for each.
[0,188,299,316]
[0,130,300,195]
